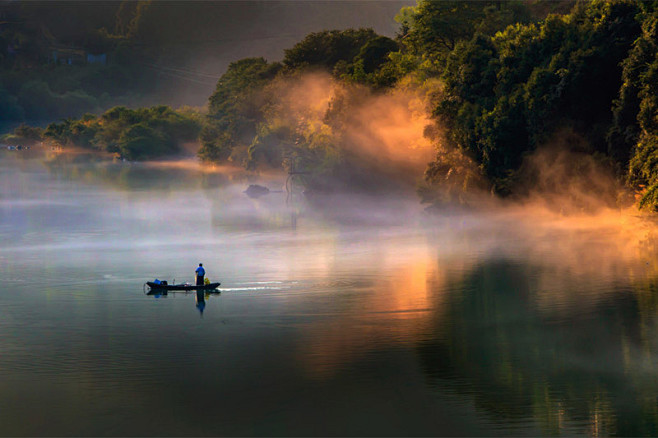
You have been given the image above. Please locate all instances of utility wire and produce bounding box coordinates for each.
[142,62,222,80]
[152,69,217,86]
[130,33,300,48]
[142,64,219,86]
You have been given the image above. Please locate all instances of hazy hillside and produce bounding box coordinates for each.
[0,0,413,122]
[135,1,413,104]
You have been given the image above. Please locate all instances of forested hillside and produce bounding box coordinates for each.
[418,0,658,210]
[0,0,409,127]
[198,0,658,210]
[9,1,658,211]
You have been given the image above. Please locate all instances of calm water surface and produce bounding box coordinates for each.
[2,153,658,436]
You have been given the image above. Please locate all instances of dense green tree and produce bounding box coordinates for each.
[198,126,233,162]
[42,105,200,160]
[356,36,399,74]
[616,10,658,210]
[627,56,658,209]
[283,28,379,71]
[199,58,282,163]
[398,0,532,73]
[425,0,641,198]
[43,118,77,146]
[117,123,174,161]
[246,124,296,170]
[335,35,401,88]
[12,124,43,142]
[0,123,44,146]
[402,1,488,53]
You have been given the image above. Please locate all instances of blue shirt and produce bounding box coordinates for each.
[196,266,205,276]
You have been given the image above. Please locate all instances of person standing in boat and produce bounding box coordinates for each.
[195,263,205,286]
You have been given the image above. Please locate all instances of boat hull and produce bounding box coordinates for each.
[146,282,220,291]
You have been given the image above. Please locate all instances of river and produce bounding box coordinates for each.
[2,151,658,436]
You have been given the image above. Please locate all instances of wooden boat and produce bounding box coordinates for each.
[146,281,220,291]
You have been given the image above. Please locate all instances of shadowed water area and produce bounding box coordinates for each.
[3,152,658,436]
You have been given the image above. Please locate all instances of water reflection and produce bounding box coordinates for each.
[7,153,658,435]
[144,288,221,317]
[416,253,658,436]
[294,244,438,379]
[43,153,234,192]
[196,290,206,316]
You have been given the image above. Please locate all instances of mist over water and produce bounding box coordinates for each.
[3,152,658,436]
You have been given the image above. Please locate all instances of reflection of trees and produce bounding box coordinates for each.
[42,153,296,231]
[418,259,658,436]
[43,156,230,192]
[209,187,294,232]
[108,165,194,191]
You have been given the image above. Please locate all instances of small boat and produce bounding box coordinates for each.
[146,281,221,291]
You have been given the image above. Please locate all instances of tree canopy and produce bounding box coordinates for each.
[197,0,658,209]
[424,0,642,200]
[199,58,282,163]
[283,28,380,71]
[41,105,201,160]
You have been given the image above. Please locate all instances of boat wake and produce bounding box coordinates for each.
[217,286,288,292]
